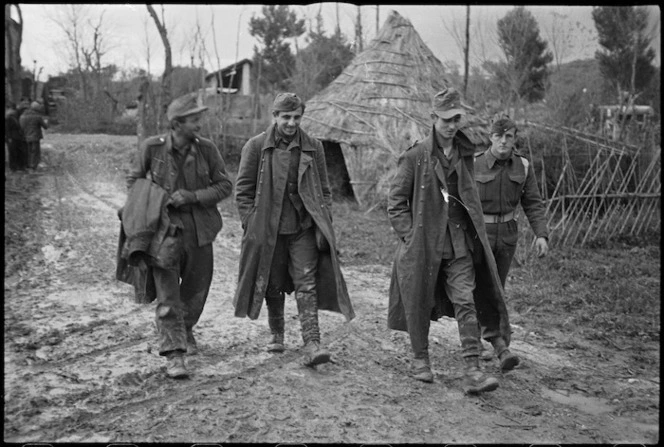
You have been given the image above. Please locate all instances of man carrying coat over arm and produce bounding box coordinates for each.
[126,93,233,378]
[233,92,354,367]
[387,88,517,395]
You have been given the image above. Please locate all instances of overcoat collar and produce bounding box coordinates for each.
[261,124,312,152]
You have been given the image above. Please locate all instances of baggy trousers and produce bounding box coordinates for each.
[484,221,518,288]
[264,227,320,343]
[153,211,213,356]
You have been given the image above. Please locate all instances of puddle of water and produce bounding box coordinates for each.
[541,387,613,416]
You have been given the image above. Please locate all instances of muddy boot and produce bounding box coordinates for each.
[412,355,434,383]
[186,330,198,355]
[490,336,520,372]
[166,351,188,379]
[297,293,330,367]
[462,356,499,395]
[266,292,285,353]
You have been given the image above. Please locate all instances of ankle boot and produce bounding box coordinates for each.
[490,336,520,372]
[462,356,499,394]
[412,355,434,383]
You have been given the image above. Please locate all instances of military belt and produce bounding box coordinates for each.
[483,211,515,223]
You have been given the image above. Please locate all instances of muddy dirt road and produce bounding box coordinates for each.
[3,134,659,444]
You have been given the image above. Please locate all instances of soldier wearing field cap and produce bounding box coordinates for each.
[474,115,549,286]
[387,87,517,394]
[126,92,233,378]
[233,92,354,367]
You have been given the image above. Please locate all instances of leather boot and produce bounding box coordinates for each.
[266,292,285,353]
[166,351,188,379]
[297,293,330,367]
[412,355,434,383]
[462,356,498,394]
[490,336,520,372]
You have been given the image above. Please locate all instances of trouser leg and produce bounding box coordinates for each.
[8,140,21,171]
[441,255,482,359]
[177,212,213,332]
[27,141,40,169]
[288,228,320,344]
[153,266,187,356]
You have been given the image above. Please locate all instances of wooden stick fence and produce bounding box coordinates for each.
[524,123,660,248]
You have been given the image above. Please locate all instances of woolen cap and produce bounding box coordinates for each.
[432,87,467,119]
[272,92,303,112]
[167,92,208,122]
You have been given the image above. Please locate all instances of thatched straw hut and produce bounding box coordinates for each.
[302,10,489,207]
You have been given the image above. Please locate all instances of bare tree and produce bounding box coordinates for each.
[146,4,173,132]
[5,4,23,103]
[51,4,90,100]
[544,11,574,71]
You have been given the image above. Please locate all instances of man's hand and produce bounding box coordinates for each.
[169,190,197,208]
[535,237,549,257]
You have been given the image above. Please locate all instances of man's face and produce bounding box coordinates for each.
[174,113,203,141]
[490,127,517,160]
[274,107,303,138]
[433,114,461,141]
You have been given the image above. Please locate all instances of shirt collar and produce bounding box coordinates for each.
[485,147,513,169]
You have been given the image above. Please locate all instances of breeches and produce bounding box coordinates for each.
[153,211,213,355]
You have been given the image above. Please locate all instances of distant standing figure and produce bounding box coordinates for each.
[5,102,26,172]
[125,93,233,379]
[19,101,48,170]
[233,92,354,367]
[474,115,549,288]
[387,87,518,395]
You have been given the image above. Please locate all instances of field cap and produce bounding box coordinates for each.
[30,101,42,111]
[491,115,517,135]
[432,87,466,119]
[167,92,208,122]
[273,92,303,112]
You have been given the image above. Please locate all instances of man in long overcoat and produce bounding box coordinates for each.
[387,88,516,394]
[233,93,354,367]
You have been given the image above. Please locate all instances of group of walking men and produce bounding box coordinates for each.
[120,86,548,396]
[5,100,49,172]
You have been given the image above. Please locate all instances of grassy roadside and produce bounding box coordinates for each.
[8,133,660,348]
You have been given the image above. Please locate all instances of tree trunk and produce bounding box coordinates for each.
[463,5,470,97]
[137,76,150,150]
[5,4,23,104]
[146,4,173,133]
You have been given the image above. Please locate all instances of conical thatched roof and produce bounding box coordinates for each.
[302,10,488,206]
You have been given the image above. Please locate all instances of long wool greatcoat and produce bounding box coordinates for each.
[387,129,512,345]
[233,124,355,321]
